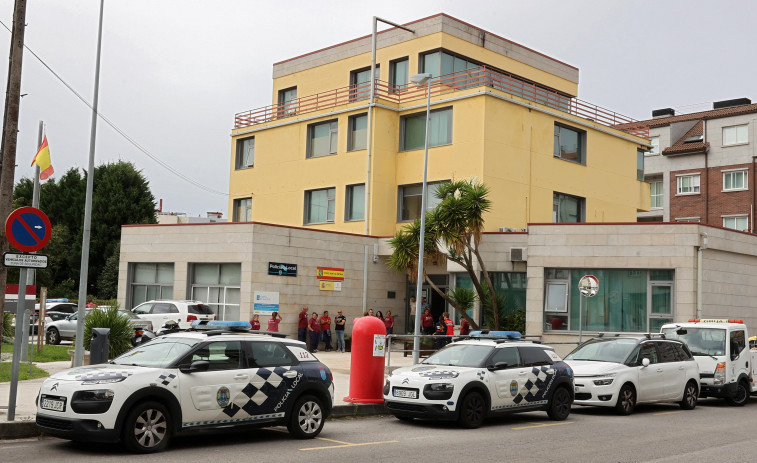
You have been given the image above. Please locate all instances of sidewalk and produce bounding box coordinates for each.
[0,343,418,439]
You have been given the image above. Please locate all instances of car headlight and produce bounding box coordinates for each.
[76,389,115,401]
[81,377,127,385]
[593,375,615,386]
[71,389,115,414]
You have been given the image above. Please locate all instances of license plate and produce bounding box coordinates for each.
[41,396,65,412]
[393,388,417,399]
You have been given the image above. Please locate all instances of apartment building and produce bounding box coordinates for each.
[636,98,757,231]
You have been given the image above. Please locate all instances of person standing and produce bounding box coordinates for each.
[421,308,435,335]
[250,314,261,330]
[320,310,333,352]
[444,312,454,344]
[308,312,321,353]
[298,306,309,343]
[334,310,347,352]
[433,315,447,349]
[268,311,282,332]
[368,308,374,317]
[376,310,385,322]
[384,310,394,335]
[460,316,470,336]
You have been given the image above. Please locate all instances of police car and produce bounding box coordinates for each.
[383,336,574,428]
[35,321,334,453]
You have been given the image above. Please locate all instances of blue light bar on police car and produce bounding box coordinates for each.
[191,320,252,331]
[469,330,522,340]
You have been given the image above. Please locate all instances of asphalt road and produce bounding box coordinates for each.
[3,399,757,462]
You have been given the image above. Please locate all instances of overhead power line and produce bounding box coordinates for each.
[0,18,228,196]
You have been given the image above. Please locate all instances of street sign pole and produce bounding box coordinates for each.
[7,266,27,421]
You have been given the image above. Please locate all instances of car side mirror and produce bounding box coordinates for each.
[487,362,509,371]
[641,358,650,368]
[179,360,209,374]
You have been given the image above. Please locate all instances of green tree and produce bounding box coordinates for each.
[388,178,499,330]
[97,242,120,300]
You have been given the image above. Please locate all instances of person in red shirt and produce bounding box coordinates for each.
[298,306,309,343]
[384,310,394,335]
[460,317,470,336]
[268,311,282,332]
[444,312,454,336]
[307,312,321,353]
[319,311,333,352]
[421,308,435,335]
[250,314,261,330]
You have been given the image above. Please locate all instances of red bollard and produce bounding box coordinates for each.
[343,316,386,403]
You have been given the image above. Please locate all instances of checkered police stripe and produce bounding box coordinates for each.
[490,365,557,411]
[158,373,177,386]
[217,366,294,420]
[74,370,133,381]
[183,412,285,428]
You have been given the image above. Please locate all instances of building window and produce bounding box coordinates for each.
[648,136,660,155]
[389,58,409,92]
[190,263,241,321]
[723,215,749,232]
[723,169,748,191]
[345,184,365,221]
[307,120,338,158]
[235,137,254,169]
[723,124,748,146]
[544,268,674,332]
[347,113,367,151]
[129,263,174,308]
[676,174,700,195]
[675,217,700,223]
[637,149,644,181]
[305,187,335,224]
[278,86,297,117]
[349,66,379,102]
[650,180,663,209]
[553,123,585,164]
[400,107,453,151]
[421,50,480,78]
[553,192,584,223]
[398,181,447,221]
[232,198,251,222]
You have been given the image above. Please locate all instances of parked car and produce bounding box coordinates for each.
[565,335,700,415]
[36,321,333,453]
[45,309,152,346]
[383,338,574,428]
[131,300,216,330]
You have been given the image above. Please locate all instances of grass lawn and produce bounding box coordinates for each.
[29,344,72,363]
[0,362,49,382]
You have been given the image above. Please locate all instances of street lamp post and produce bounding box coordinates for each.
[410,73,433,364]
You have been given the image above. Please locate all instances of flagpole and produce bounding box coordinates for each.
[74,0,104,367]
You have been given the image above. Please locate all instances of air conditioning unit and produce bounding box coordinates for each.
[499,227,517,232]
[510,247,527,262]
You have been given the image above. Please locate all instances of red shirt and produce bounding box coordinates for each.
[320,316,331,331]
[445,319,454,335]
[298,310,308,329]
[422,313,434,327]
[460,319,470,335]
[267,317,281,332]
[384,316,394,328]
[250,319,261,330]
[309,317,321,332]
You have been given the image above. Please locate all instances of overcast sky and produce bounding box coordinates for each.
[0,0,755,218]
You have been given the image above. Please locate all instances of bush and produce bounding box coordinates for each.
[83,307,134,359]
[2,312,13,345]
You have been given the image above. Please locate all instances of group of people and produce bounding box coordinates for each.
[296,306,347,353]
[249,311,282,332]
[363,308,395,335]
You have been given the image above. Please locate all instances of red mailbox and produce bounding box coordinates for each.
[343,316,386,403]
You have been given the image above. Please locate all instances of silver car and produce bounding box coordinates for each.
[45,310,152,345]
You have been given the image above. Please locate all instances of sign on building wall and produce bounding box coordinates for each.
[268,262,297,277]
[253,291,280,313]
[319,281,342,291]
[317,266,344,281]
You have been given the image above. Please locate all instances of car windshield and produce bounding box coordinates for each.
[565,338,639,363]
[662,327,726,356]
[188,304,214,315]
[422,344,493,367]
[112,337,200,368]
[118,310,140,320]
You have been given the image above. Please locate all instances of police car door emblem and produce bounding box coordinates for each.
[217,386,231,407]
[510,380,518,396]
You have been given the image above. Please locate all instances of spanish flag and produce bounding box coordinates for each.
[31,135,54,180]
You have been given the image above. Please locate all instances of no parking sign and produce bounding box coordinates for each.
[5,207,52,252]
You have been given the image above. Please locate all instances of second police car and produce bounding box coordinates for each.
[35,321,334,453]
[383,336,574,428]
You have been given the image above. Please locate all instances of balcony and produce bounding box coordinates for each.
[234,65,648,138]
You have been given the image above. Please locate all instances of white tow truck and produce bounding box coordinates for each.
[661,319,757,406]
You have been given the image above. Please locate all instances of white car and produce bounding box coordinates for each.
[131,300,215,330]
[45,310,153,345]
[565,335,700,415]
[383,339,574,428]
[36,321,334,453]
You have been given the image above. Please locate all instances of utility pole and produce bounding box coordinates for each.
[0,0,28,355]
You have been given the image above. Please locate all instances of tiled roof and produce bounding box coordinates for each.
[616,103,757,130]
[662,120,709,155]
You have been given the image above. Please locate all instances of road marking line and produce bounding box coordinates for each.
[653,411,682,415]
[300,440,398,451]
[314,437,353,445]
[512,421,572,430]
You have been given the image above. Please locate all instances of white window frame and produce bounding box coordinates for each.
[347,113,367,151]
[397,181,448,222]
[650,180,663,209]
[647,136,660,156]
[722,124,748,146]
[676,174,701,195]
[723,169,748,192]
[307,120,338,158]
[722,215,749,232]
[675,217,700,223]
[235,137,254,169]
[345,183,365,221]
[304,187,336,224]
[232,197,252,222]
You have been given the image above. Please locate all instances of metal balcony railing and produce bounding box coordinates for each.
[234,65,648,138]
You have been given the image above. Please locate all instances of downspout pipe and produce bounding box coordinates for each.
[697,232,707,319]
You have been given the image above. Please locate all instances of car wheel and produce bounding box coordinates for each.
[679,380,698,410]
[725,380,749,407]
[287,395,325,439]
[615,383,636,415]
[457,391,485,429]
[547,386,572,421]
[122,401,171,453]
[46,328,60,345]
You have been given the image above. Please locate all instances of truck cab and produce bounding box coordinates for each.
[661,319,756,406]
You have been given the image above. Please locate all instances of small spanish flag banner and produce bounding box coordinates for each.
[31,135,54,180]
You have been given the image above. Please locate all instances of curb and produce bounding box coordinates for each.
[330,403,386,418]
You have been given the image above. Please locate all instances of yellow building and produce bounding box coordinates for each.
[229,14,650,236]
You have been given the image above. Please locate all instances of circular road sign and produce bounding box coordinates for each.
[578,274,599,297]
[5,206,52,253]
